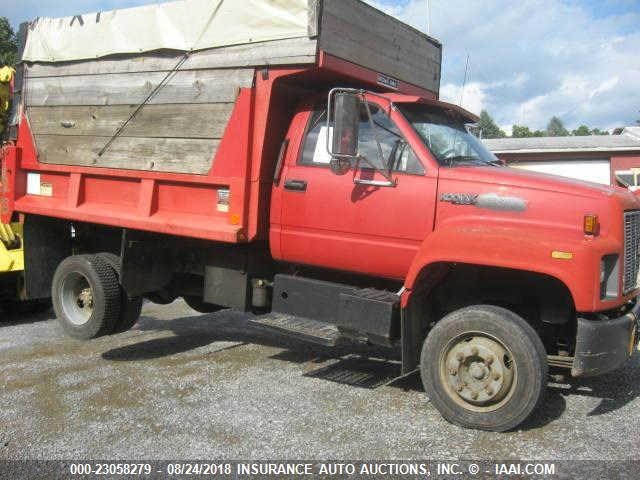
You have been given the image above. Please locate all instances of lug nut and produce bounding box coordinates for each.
[456,352,464,361]
[471,347,479,356]
[471,391,478,400]
[493,372,501,380]
[486,388,494,396]
[485,356,494,365]
[457,385,464,392]
[450,368,458,376]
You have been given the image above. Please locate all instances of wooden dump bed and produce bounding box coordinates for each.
[19,0,441,176]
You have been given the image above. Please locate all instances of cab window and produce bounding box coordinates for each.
[299,105,425,175]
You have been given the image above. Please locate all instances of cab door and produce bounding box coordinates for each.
[273,101,438,280]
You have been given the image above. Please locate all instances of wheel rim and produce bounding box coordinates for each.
[439,332,517,413]
[60,271,94,326]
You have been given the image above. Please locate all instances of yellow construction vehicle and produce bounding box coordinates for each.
[0,222,23,273]
[1,66,49,315]
[0,220,49,313]
[0,65,14,134]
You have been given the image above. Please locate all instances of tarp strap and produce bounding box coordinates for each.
[97,52,191,158]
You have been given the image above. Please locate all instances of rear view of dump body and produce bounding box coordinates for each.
[1,0,440,244]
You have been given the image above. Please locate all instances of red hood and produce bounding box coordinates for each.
[440,165,640,208]
[436,165,640,246]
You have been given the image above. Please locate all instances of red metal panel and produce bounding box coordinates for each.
[245,67,310,241]
[0,145,17,223]
[273,95,440,280]
[7,88,256,242]
[155,182,218,216]
[82,175,139,206]
[403,165,640,312]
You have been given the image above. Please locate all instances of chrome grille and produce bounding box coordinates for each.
[623,211,640,293]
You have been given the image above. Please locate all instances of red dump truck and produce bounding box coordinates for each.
[2,0,639,432]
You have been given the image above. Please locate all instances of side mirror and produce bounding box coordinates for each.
[327,90,360,159]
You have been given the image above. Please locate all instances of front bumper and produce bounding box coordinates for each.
[572,300,640,377]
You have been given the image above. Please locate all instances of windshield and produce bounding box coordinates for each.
[398,104,500,167]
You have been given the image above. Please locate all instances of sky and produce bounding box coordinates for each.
[3,0,640,134]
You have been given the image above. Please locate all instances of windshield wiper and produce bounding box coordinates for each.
[443,155,484,166]
[443,155,502,167]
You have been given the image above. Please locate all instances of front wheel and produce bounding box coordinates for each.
[420,305,547,432]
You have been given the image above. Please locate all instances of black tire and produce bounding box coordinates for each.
[183,295,223,314]
[96,252,143,333]
[52,255,121,339]
[420,305,547,432]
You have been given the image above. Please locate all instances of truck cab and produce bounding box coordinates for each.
[270,88,640,430]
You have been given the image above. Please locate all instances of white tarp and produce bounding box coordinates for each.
[23,0,311,63]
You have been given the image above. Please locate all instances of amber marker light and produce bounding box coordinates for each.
[584,214,599,236]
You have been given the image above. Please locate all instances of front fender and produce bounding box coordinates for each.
[403,221,622,313]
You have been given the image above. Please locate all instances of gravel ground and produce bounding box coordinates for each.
[1,299,639,461]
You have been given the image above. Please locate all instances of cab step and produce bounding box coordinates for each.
[250,313,347,347]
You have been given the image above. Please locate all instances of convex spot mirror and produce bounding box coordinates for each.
[329,158,351,176]
[329,91,360,158]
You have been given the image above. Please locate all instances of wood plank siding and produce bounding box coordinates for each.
[25,68,253,174]
[35,135,219,174]
[319,0,441,93]
[27,104,233,139]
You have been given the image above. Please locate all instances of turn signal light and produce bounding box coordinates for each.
[584,214,599,235]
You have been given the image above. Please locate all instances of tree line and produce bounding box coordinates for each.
[478,110,638,139]
[0,17,17,67]
[0,17,18,135]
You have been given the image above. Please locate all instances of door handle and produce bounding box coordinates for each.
[284,179,307,191]
[354,178,397,188]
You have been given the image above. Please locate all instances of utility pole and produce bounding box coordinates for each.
[459,53,470,107]
[427,0,431,35]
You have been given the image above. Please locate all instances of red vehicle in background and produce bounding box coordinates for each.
[2,0,639,431]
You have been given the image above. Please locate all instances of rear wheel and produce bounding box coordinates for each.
[52,255,121,339]
[96,253,143,333]
[420,305,547,432]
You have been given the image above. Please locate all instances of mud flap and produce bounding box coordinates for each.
[23,215,71,299]
[120,229,173,297]
[572,312,637,377]
[400,306,423,375]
